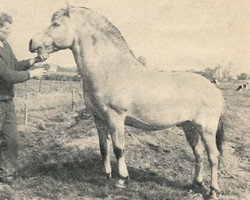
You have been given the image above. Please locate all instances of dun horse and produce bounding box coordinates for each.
[29,6,225,199]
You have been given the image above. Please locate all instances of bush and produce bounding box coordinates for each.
[237,73,248,80]
[44,74,81,82]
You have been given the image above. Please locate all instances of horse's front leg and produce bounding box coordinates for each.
[108,111,129,188]
[93,116,112,179]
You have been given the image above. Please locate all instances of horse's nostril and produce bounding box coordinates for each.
[29,39,35,52]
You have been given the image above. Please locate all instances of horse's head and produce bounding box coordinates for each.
[29,8,75,54]
[30,6,139,68]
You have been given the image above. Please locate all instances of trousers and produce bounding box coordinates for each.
[0,100,18,176]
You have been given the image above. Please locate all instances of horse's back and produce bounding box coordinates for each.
[130,70,223,105]
[106,69,224,112]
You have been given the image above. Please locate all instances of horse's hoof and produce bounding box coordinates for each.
[211,185,221,193]
[105,173,112,179]
[208,189,218,200]
[192,180,204,189]
[115,179,126,189]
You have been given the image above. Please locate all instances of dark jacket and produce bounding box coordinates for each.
[0,41,32,100]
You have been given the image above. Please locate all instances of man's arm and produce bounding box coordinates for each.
[0,57,30,83]
[0,57,47,83]
[15,59,33,71]
[15,54,49,71]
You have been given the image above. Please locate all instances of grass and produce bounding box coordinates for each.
[0,80,248,199]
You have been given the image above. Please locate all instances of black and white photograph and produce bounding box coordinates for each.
[0,1,249,199]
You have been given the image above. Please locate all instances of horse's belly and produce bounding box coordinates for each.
[128,102,193,128]
[125,116,173,131]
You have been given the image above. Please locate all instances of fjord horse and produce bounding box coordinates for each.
[29,7,225,199]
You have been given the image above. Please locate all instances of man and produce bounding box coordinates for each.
[0,11,48,185]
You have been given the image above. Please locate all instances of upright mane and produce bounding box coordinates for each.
[51,8,70,21]
[52,7,136,58]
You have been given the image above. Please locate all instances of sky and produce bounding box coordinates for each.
[1,0,250,74]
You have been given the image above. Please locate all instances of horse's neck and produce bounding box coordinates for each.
[72,28,138,87]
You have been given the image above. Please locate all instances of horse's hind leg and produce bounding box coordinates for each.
[201,126,220,199]
[181,121,204,187]
[93,116,112,179]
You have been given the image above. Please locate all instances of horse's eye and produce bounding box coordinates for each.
[53,22,61,27]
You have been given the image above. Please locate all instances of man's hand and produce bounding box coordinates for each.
[29,68,47,79]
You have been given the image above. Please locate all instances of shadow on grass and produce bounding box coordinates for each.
[17,145,209,199]
[128,167,208,198]
[18,148,104,184]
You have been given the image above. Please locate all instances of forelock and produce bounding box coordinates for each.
[51,8,69,22]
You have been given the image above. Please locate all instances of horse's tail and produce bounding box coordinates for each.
[216,115,225,156]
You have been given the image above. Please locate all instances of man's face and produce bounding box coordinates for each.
[0,22,12,41]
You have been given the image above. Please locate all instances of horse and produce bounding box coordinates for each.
[29,6,225,199]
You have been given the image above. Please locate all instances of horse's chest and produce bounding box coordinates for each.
[83,92,107,117]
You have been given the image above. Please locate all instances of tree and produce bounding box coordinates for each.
[237,73,248,80]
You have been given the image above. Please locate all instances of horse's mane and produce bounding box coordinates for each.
[52,7,136,58]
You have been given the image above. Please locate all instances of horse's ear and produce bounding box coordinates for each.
[65,1,71,17]
[66,0,69,8]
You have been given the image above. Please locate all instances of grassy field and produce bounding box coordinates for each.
[0,80,249,200]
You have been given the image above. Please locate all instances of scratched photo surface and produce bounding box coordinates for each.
[0,1,249,199]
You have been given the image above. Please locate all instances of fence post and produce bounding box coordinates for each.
[24,93,28,125]
[24,80,27,91]
[80,78,83,88]
[71,89,75,111]
[69,81,72,91]
[39,79,42,93]
[79,93,82,107]
[80,78,84,108]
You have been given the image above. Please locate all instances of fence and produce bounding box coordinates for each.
[15,79,84,126]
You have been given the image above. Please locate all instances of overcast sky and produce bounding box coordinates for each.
[1,0,250,73]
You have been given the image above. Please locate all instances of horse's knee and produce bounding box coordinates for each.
[114,146,124,159]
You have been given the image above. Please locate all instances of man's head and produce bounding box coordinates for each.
[0,12,12,41]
